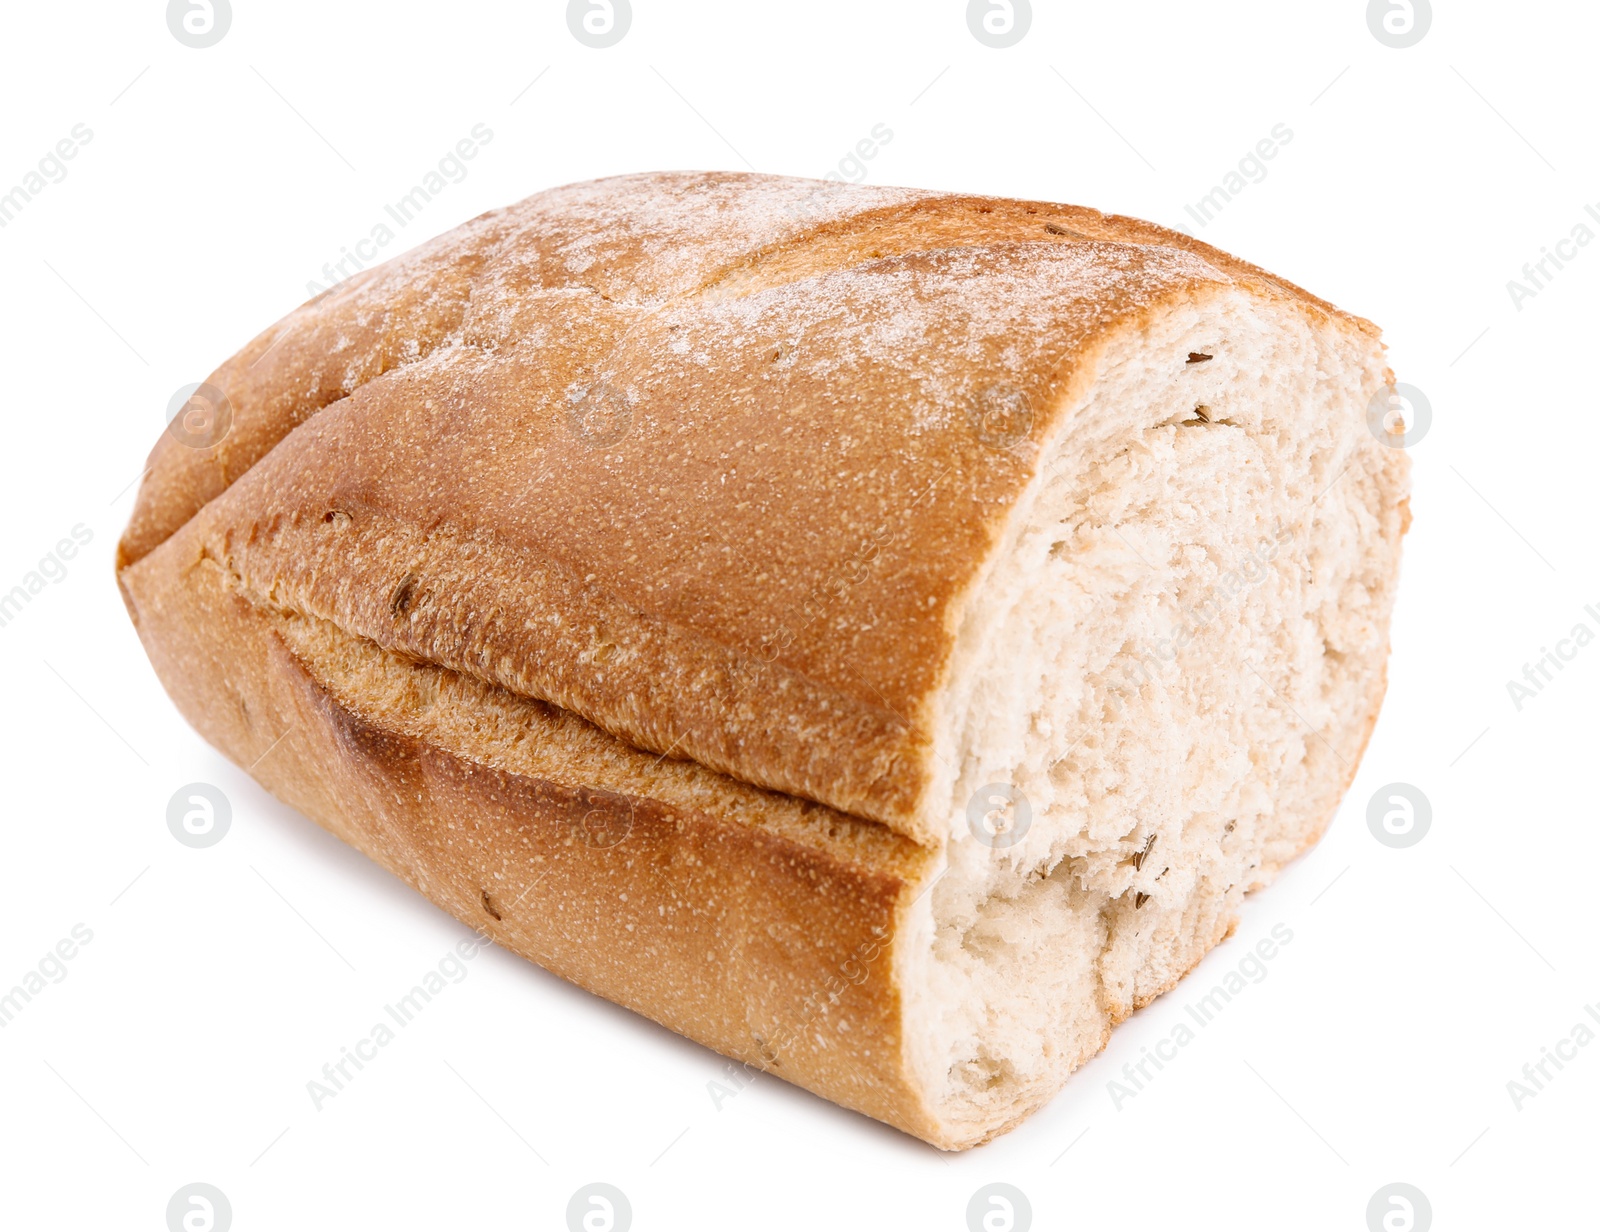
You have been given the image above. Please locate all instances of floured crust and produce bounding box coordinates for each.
[118,171,1378,843]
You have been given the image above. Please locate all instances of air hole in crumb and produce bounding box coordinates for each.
[1187,352,1214,364]
[322,510,351,527]
[480,889,503,921]
[390,573,420,616]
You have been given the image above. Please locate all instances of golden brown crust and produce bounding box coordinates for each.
[119,516,949,1142]
[119,173,1376,841]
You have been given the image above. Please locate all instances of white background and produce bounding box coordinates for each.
[1,1,1594,1228]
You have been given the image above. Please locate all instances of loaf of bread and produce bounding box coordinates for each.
[118,172,1408,1149]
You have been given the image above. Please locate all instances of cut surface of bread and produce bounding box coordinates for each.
[902,286,1399,1140]
[118,172,1408,1149]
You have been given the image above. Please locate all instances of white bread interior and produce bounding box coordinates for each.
[898,285,1404,1141]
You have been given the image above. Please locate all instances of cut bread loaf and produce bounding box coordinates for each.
[117,172,1409,1149]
